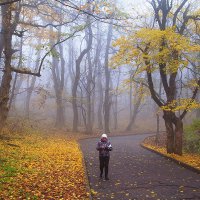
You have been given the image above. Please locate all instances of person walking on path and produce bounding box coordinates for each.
[96,134,112,180]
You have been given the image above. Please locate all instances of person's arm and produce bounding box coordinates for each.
[96,141,101,151]
[106,142,112,151]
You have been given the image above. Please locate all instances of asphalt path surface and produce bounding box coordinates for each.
[80,134,200,200]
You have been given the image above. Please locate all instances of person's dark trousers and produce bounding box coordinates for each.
[99,156,110,178]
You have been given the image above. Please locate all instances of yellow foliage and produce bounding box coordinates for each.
[143,144,200,170]
[161,98,200,112]
[111,28,200,74]
[0,132,89,199]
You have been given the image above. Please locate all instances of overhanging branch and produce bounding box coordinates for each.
[180,79,200,120]
[0,0,20,6]
[10,24,88,77]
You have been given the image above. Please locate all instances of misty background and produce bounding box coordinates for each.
[0,0,198,135]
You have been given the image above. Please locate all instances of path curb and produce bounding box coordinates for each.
[141,143,200,174]
[78,144,93,200]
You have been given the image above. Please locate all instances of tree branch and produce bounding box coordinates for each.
[180,79,200,120]
[0,0,20,6]
[173,0,188,26]
[10,24,87,77]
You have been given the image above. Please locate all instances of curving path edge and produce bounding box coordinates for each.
[80,134,200,200]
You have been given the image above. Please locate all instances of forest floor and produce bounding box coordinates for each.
[0,131,90,199]
[80,134,200,200]
[0,120,153,199]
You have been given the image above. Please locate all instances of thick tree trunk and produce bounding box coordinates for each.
[164,116,175,154]
[0,6,5,61]
[174,118,183,155]
[0,5,13,132]
[163,112,183,155]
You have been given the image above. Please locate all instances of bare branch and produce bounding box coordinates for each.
[19,13,80,28]
[173,0,188,26]
[0,0,20,6]
[180,79,200,120]
[10,24,87,77]
[10,67,40,77]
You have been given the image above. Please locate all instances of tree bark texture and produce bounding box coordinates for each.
[0,5,13,132]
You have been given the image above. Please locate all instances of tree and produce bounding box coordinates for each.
[0,4,15,132]
[72,17,93,132]
[104,21,113,134]
[112,0,200,155]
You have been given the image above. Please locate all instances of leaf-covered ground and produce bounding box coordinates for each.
[142,143,200,171]
[0,132,89,199]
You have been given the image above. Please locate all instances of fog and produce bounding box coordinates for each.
[0,0,199,135]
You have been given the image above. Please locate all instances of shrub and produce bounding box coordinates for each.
[184,119,200,154]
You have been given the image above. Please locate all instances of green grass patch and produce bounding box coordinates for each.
[184,119,200,154]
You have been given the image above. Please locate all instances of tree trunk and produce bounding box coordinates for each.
[156,78,162,144]
[163,111,175,154]
[126,89,142,131]
[51,49,65,128]
[85,35,93,134]
[97,66,103,129]
[10,74,23,109]
[72,17,92,132]
[125,97,141,132]
[55,90,65,128]
[0,6,5,62]
[25,49,41,118]
[129,76,133,120]
[113,96,118,130]
[0,5,13,132]
[196,92,200,118]
[95,23,103,130]
[155,113,159,145]
[49,26,66,129]
[113,70,120,130]
[104,22,113,134]
[174,118,183,155]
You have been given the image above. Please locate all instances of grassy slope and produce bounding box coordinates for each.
[0,131,89,199]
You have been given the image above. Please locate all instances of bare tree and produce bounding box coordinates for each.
[72,17,93,132]
[104,21,113,134]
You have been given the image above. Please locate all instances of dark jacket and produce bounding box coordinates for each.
[96,138,112,157]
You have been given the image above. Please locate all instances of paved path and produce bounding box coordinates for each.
[80,134,200,200]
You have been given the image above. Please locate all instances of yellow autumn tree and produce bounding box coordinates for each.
[112,0,200,155]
